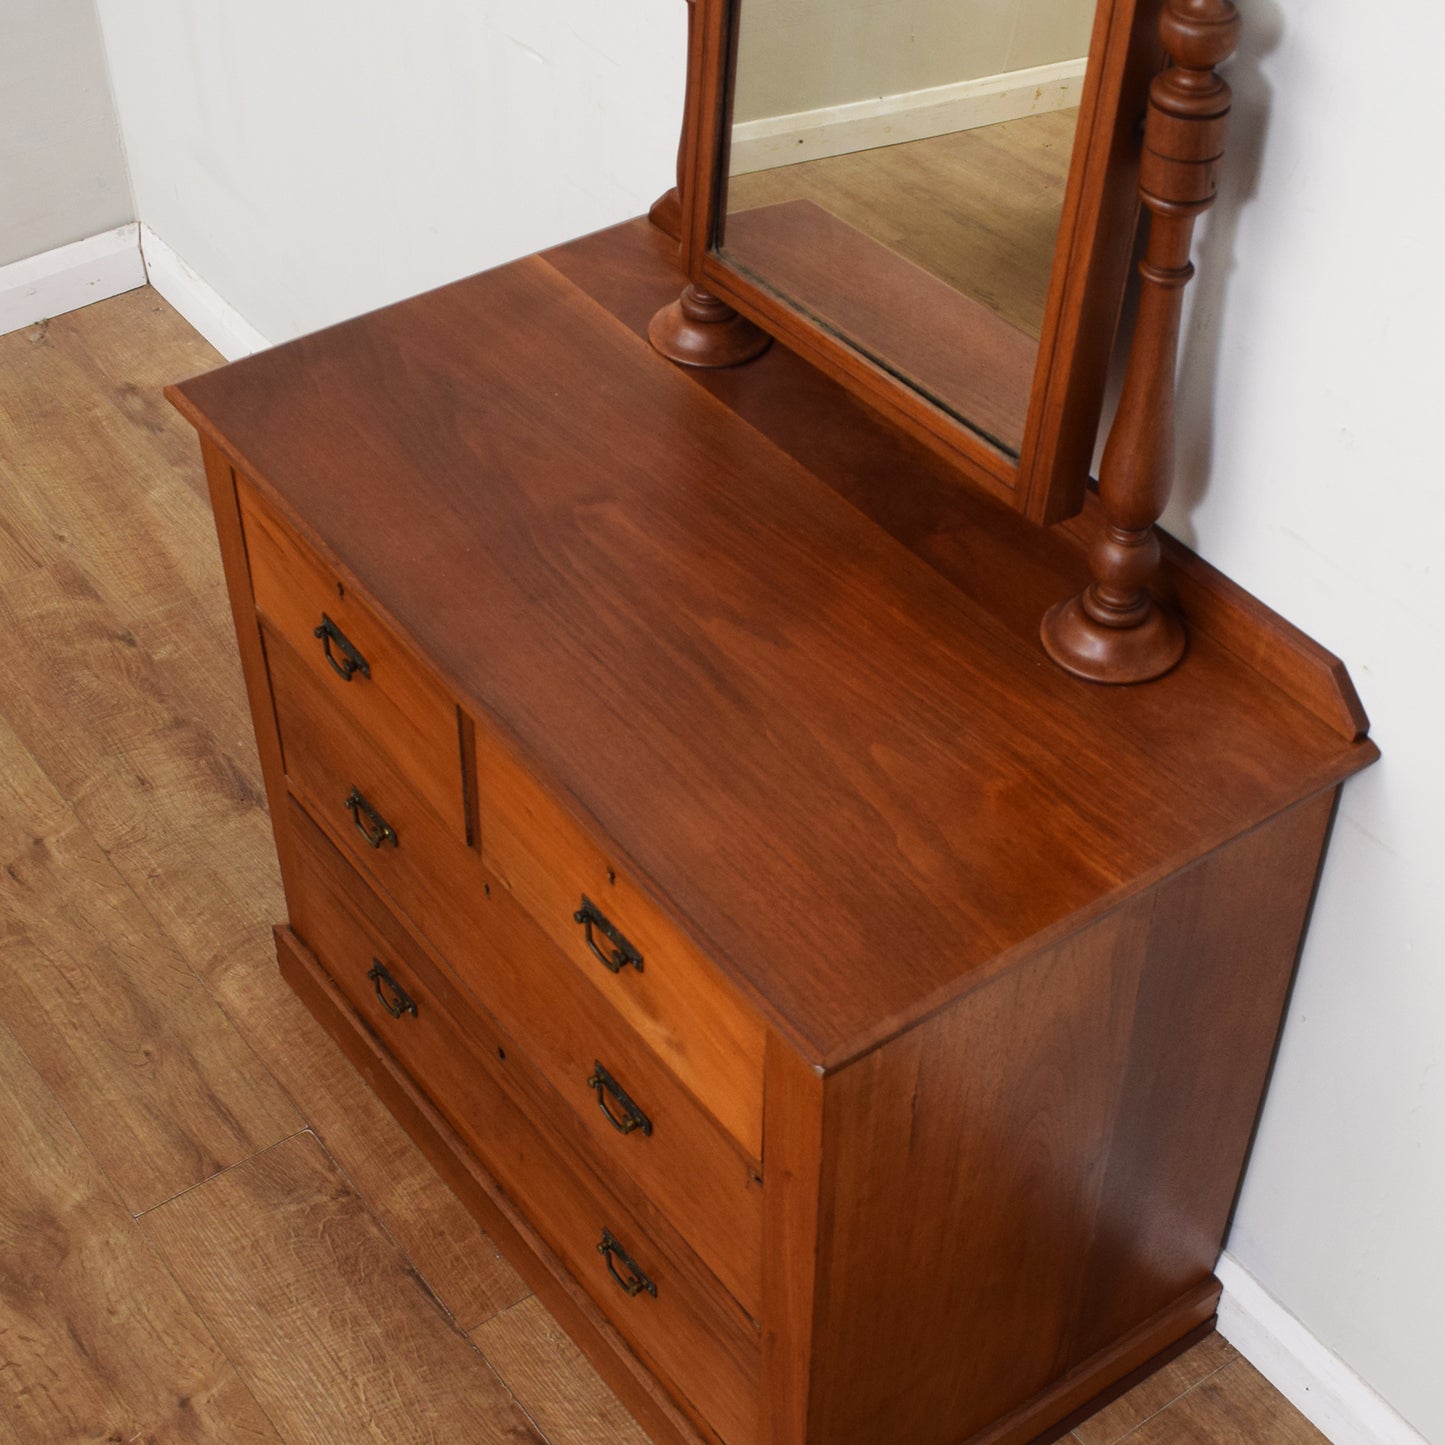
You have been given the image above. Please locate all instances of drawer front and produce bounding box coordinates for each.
[271,622,764,1315]
[475,725,766,1161]
[239,480,467,841]
[267,622,481,943]
[284,802,760,1445]
[449,877,763,1316]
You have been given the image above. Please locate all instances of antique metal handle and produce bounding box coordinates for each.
[313,613,370,682]
[572,896,643,975]
[344,787,397,849]
[586,1061,653,1137]
[597,1228,657,1299]
[367,959,417,1020]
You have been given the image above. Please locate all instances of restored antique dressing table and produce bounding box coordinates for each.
[169,0,1376,1440]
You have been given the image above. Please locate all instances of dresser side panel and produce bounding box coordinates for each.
[806,900,1154,1445]
[1067,786,1341,1360]
[805,790,1340,1444]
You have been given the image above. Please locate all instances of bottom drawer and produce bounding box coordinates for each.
[282,798,760,1445]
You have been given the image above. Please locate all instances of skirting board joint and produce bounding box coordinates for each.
[139,225,270,361]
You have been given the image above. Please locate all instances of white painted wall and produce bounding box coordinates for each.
[83,1,1441,1439]
[0,0,132,267]
[1164,0,1444,1438]
[90,0,685,346]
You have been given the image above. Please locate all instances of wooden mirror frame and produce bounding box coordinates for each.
[653,0,1241,685]
[652,0,1172,527]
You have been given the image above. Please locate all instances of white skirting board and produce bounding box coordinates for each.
[729,58,1088,175]
[1217,1254,1428,1445]
[139,225,270,360]
[0,224,146,337]
[0,223,270,359]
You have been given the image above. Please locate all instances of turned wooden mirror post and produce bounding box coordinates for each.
[1042,0,1241,682]
[648,0,772,367]
[648,0,1242,685]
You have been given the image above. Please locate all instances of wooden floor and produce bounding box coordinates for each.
[0,289,1331,1444]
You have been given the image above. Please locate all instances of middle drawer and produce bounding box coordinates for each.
[283,798,761,1445]
[265,623,764,1315]
[475,723,767,1163]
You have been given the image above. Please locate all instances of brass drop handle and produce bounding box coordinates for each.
[344,787,397,849]
[367,959,417,1020]
[586,1061,653,1137]
[314,613,370,682]
[597,1229,657,1299]
[573,895,643,974]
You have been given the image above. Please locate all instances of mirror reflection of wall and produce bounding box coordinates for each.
[719,0,1093,453]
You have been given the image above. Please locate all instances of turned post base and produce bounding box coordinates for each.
[1040,592,1186,684]
[649,285,772,368]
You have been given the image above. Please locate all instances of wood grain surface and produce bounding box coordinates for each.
[475,719,767,1161]
[274,816,762,1445]
[0,293,571,1439]
[275,924,713,1445]
[0,709,299,1212]
[0,293,524,1335]
[0,287,1339,1445]
[286,736,767,1317]
[473,1296,652,1445]
[139,1131,546,1444]
[806,900,1156,1443]
[1073,1331,1236,1444]
[171,230,1373,1069]
[0,1017,281,1443]
[549,219,1370,742]
[1107,1356,1331,1445]
[240,482,469,840]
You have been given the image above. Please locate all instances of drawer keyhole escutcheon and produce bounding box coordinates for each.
[573,896,643,974]
[587,1061,654,1137]
[314,613,371,682]
[344,787,398,849]
[367,959,418,1020]
[597,1228,657,1299]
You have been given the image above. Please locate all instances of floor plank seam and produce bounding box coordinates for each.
[130,1126,314,1219]
[1106,1356,1238,1444]
[475,1347,556,1445]
[127,1168,302,1445]
[298,1112,517,1344]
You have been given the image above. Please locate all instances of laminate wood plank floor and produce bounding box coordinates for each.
[0,289,1331,1443]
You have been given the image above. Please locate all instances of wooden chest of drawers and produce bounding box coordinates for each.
[171,218,1375,1444]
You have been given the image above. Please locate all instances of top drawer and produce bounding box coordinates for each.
[238,481,467,842]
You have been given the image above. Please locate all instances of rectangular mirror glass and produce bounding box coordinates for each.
[715,0,1094,457]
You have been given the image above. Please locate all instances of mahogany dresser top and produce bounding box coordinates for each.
[172,218,1375,1069]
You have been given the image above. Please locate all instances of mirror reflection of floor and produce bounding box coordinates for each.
[725,108,1077,340]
